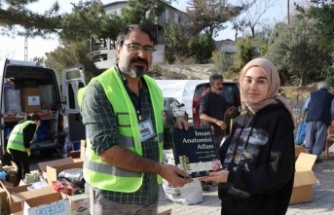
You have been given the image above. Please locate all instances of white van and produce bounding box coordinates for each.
[0,59,85,165]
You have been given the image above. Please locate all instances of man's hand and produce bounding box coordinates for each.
[158,164,193,187]
[26,148,31,157]
[174,117,189,130]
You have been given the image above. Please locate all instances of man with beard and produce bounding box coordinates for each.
[79,25,192,215]
[199,74,228,149]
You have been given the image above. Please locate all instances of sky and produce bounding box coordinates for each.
[0,0,293,61]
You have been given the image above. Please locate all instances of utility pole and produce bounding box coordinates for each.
[287,0,290,25]
[24,33,28,61]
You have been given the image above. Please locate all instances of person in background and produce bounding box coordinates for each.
[200,58,295,215]
[302,81,334,162]
[199,74,228,148]
[79,24,192,215]
[7,113,41,183]
[194,83,210,127]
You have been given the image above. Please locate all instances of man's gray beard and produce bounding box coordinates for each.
[212,89,222,95]
[126,66,147,78]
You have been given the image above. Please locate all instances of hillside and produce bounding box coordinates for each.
[150,64,214,80]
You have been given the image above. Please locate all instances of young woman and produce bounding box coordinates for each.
[200,58,295,215]
[7,113,41,182]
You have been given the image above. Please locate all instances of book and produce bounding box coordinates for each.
[172,126,221,178]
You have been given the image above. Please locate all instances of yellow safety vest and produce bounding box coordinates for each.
[78,67,164,192]
[7,120,37,153]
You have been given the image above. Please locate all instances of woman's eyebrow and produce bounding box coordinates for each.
[245,75,267,80]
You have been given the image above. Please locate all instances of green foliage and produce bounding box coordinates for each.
[164,21,191,63]
[121,0,165,29]
[265,17,327,86]
[324,63,334,88]
[45,41,99,83]
[60,0,105,43]
[186,0,245,37]
[306,3,334,50]
[0,0,62,37]
[235,38,257,70]
[188,33,214,64]
[211,51,235,78]
[99,14,126,43]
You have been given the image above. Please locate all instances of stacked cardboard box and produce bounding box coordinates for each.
[21,87,41,113]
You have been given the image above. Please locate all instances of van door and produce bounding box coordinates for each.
[62,66,86,147]
[0,59,7,158]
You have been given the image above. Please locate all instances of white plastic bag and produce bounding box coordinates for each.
[5,89,21,113]
[162,150,203,205]
[162,180,203,205]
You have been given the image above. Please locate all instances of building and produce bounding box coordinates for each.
[92,0,188,69]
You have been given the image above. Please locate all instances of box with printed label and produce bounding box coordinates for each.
[23,196,70,215]
[21,87,41,113]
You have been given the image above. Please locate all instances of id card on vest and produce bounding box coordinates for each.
[172,126,221,178]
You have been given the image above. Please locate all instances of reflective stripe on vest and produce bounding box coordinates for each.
[78,67,164,192]
[7,120,36,153]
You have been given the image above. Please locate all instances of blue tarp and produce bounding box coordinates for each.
[295,120,306,145]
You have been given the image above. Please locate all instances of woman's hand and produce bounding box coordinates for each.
[215,119,226,130]
[199,170,229,183]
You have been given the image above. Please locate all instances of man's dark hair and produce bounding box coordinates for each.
[115,24,157,47]
[209,74,223,83]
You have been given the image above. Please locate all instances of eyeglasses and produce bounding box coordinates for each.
[123,43,156,53]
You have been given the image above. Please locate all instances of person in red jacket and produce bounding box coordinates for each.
[200,58,295,215]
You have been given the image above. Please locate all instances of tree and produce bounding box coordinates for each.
[235,38,257,70]
[186,0,245,37]
[265,17,326,86]
[0,0,62,37]
[45,41,100,83]
[188,33,214,63]
[164,21,191,63]
[303,1,334,50]
[59,0,105,43]
[121,0,165,30]
[240,0,277,38]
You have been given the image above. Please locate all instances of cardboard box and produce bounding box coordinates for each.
[23,196,70,215]
[295,145,308,159]
[46,161,83,185]
[69,193,90,215]
[21,87,41,113]
[289,152,318,204]
[3,183,54,213]
[38,157,74,173]
[0,187,8,212]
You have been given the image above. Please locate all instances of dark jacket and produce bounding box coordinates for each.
[218,104,295,215]
[199,91,227,135]
[306,89,334,126]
